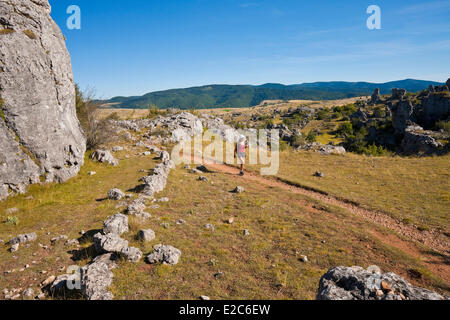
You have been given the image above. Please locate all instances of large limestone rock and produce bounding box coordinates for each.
[369,88,382,104]
[390,99,415,134]
[415,91,450,127]
[401,127,443,155]
[0,0,86,201]
[317,266,445,300]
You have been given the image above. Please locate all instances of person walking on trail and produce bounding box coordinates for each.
[235,135,248,176]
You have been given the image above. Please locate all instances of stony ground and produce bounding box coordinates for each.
[0,137,448,299]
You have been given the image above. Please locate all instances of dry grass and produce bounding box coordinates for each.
[1,141,448,299]
[245,150,450,232]
[22,30,37,40]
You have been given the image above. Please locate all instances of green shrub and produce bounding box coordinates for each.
[335,122,354,138]
[316,109,331,121]
[362,143,389,156]
[4,216,19,226]
[306,131,317,143]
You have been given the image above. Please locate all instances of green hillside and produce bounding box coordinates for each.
[102,79,443,110]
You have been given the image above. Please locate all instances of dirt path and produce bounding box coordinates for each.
[191,156,449,255]
[192,159,449,283]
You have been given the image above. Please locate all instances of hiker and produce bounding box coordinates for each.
[235,135,248,176]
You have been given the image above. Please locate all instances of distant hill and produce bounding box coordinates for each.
[101,79,443,110]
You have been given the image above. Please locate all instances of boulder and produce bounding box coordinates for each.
[392,88,407,100]
[103,213,129,236]
[127,197,147,215]
[318,145,346,155]
[90,150,118,166]
[120,246,142,263]
[317,266,445,300]
[107,188,125,200]
[401,128,443,155]
[93,232,128,254]
[92,253,119,270]
[9,232,37,245]
[0,0,86,201]
[415,91,450,127]
[369,88,382,104]
[137,229,156,242]
[390,100,415,134]
[80,261,114,300]
[146,244,182,265]
[232,186,245,194]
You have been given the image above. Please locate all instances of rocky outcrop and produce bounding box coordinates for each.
[401,127,443,155]
[103,213,129,235]
[0,0,86,201]
[391,99,415,134]
[140,153,174,197]
[80,261,114,300]
[415,91,450,127]
[369,88,382,104]
[391,88,407,100]
[317,266,445,300]
[201,114,241,143]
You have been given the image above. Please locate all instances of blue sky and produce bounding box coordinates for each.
[49,0,450,98]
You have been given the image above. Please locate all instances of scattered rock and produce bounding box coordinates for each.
[80,261,114,300]
[314,171,325,178]
[9,243,19,252]
[88,171,96,176]
[5,208,19,215]
[198,176,208,182]
[318,145,346,155]
[92,253,118,270]
[93,233,129,254]
[232,186,245,194]
[9,232,37,245]
[226,217,234,224]
[112,146,124,152]
[146,244,182,265]
[204,224,215,231]
[137,229,156,242]
[107,188,125,200]
[51,235,68,244]
[90,150,119,166]
[65,239,79,247]
[317,266,446,300]
[243,229,250,236]
[200,295,211,300]
[127,198,147,216]
[120,246,143,263]
[176,219,186,225]
[299,255,308,262]
[103,213,129,236]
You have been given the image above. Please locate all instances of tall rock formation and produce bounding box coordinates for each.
[0,0,86,200]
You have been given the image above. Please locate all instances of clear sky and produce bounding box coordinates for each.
[49,0,450,99]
